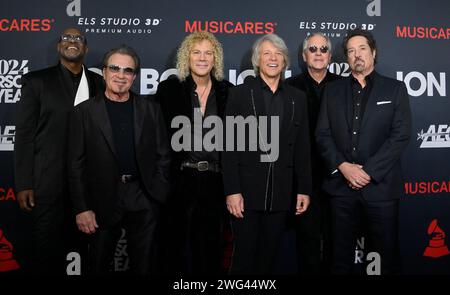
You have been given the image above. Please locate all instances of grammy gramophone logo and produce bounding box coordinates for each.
[0,229,20,271]
[423,219,450,258]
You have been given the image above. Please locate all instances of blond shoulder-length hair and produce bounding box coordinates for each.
[176,31,224,81]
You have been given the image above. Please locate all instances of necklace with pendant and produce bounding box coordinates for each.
[197,79,210,115]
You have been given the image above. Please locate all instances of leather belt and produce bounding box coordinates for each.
[181,161,221,173]
[119,174,138,184]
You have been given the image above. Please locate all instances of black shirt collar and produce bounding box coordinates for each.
[186,74,216,92]
[305,70,335,86]
[257,75,283,92]
[59,62,82,79]
[351,70,376,86]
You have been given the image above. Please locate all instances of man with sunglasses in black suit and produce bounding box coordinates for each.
[14,27,103,274]
[68,45,171,274]
[286,32,341,274]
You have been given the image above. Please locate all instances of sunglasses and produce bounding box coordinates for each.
[106,64,135,75]
[60,34,85,43]
[308,45,329,54]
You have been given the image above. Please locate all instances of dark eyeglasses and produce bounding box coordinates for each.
[60,34,85,43]
[106,64,135,75]
[308,45,329,54]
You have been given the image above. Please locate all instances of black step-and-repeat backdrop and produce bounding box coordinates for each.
[1,0,449,274]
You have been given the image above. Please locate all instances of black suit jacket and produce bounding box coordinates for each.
[286,71,341,189]
[14,64,103,202]
[155,75,233,176]
[222,76,312,211]
[68,93,171,227]
[315,71,411,201]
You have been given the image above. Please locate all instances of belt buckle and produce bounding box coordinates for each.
[197,161,209,172]
[121,175,131,183]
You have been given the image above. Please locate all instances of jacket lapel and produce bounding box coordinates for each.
[181,77,195,120]
[85,68,102,98]
[280,85,293,139]
[55,64,76,105]
[361,73,383,129]
[344,78,353,131]
[212,78,227,118]
[248,77,267,117]
[133,93,144,148]
[91,95,118,158]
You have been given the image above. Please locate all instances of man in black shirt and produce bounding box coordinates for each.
[156,32,232,274]
[286,33,340,274]
[14,27,103,274]
[223,34,312,274]
[68,45,170,274]
[316,29,411,274]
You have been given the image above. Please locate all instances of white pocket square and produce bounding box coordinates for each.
[376,100,392,105]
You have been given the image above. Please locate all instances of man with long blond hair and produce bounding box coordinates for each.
[155,31,233,274]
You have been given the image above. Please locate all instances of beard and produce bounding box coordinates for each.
[353,59,365,73]
[354,64,365,73]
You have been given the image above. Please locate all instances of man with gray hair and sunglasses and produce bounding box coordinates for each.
[222,34,312,274]
[68,45,170,274]
[286,32,341,274]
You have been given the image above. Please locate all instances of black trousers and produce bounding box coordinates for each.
[230,210,288,275]
[330,194,399,275]
[88,181,159,275]
[30,193,85,275]
[160,169,225,274]
[295,188,332,274]
[30,197,64,274]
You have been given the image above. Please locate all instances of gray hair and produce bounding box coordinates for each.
[102,44,141,73]
[302,32,332,53]
[251,34,290,79]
